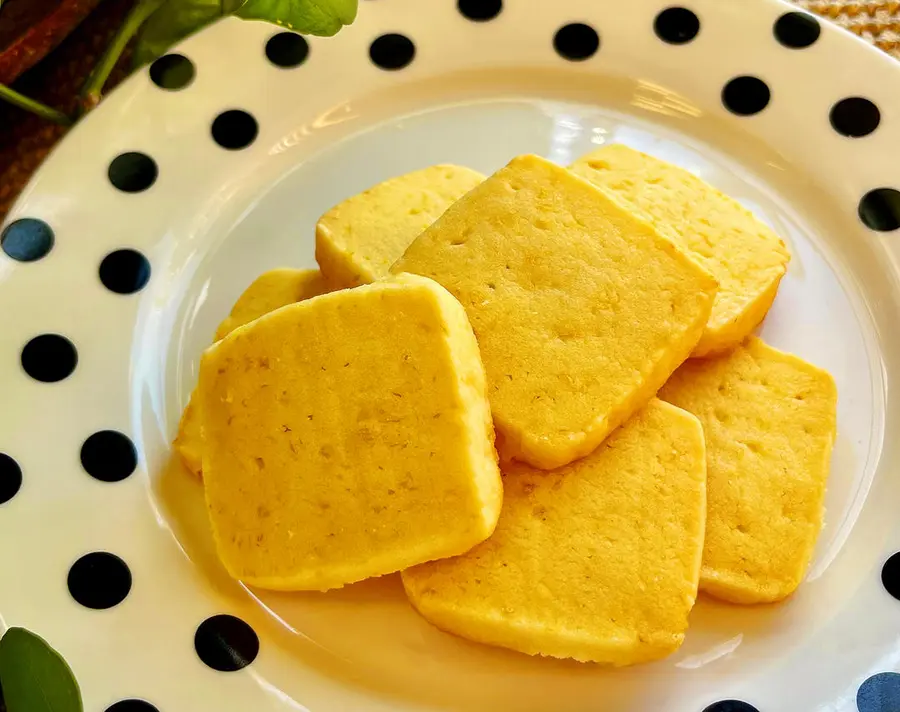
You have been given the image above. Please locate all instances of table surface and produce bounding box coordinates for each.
[0,0,898,221]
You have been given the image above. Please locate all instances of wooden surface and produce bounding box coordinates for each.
[0,0,898,220]
[0,0,105,84]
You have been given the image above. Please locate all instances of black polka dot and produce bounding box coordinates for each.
[108,152,158,193]
[830,97,880,138]
[106,700,159,712]
[266,32,309,68]
[722,76,771,116]
[858,672,900,712]
[1,218,54,262]
[67,552,132,610]
[554,23,600,61]
[195,615,259,672]
[81,431,137,483]
[99,249,151,295]
[211,110,258,150]
[0,454,22,505]
[21,334,77,383]
[881,552,900,599]
[149,53,195,90]
[702,702,759,712]
[859,189,900,232]
[369,33,415,70]
[458,0,502,21]
[774,11,821,48]
[654,7,700,44]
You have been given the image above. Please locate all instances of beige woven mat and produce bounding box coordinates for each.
[794,0,900,56]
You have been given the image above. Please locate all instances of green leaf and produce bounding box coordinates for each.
[235,0,357,36]
[0,628,82,712]
[133,0,357,68]
[132,0,239,68]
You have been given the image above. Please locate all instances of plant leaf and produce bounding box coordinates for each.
[235,0,358,36]
[132,0,236,68]
[0,628,82,712]
[133,0,357,68]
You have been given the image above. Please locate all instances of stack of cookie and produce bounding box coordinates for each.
[174,146,836,667]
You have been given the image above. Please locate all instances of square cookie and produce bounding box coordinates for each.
[393,154,717,469]
[198,274,502,591]
[660,337,837,603]
[402,399,707,665]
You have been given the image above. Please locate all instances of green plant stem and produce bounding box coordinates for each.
[0,84,72,125]
[78,0,167,113]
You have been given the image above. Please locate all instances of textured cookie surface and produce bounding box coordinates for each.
[570,144,790,356]
[174,269,330,477]
[660,337,837,603]
[316,165,484,288]
[214,268,331,340]
[198,274,502,591]
[393,154,717,469]
[402,399,707,665]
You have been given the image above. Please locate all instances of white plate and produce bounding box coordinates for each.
[2,1,900,710]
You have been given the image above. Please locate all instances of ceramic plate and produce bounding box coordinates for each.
[2,0,900,710]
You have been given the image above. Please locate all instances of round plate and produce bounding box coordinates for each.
[2,1,900,710]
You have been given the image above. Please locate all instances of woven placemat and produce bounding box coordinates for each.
[0,0,898,220]
[796,0,900,55]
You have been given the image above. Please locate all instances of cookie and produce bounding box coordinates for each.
[660,337,837,603]
[393,154,717,469]
[316,165,484,288]
[198,274,502,591]
[402,400,707,665]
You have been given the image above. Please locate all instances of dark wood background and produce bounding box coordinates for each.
[0,0,134,218]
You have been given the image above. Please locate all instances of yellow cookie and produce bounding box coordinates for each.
[660,337,837,603]
[393,154,717,470]
[214,268,331,340]
[570,144,790,356]
[174,268,330,477]
[402,399,707,666]
[198,274,502,591]
[315,165,484,288]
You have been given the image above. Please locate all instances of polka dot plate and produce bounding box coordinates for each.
[2,1,900,711]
